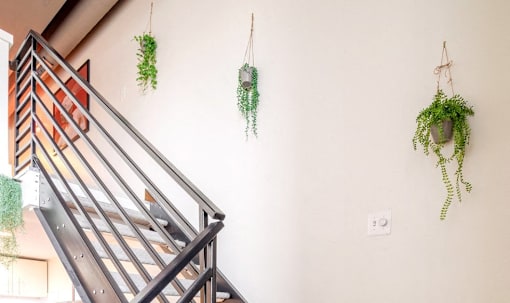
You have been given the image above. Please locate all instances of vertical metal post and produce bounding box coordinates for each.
[13,47,21,171]
[199,208,209,302]
[29,37,37,158]
[209,238,217,303]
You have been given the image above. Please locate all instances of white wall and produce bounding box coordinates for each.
[47,258,75,303]
[0,29,12,175]
[65,0,510,302]
[0,298,47,303]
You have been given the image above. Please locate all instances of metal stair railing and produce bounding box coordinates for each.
[11,30,246,303]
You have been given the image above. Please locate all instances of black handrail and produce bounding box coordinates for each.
[132,222,223,303]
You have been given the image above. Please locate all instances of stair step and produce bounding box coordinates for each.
[93,242,175,265]
[110,272,231,300]
[75,214,173,247]
[61,191,169,228]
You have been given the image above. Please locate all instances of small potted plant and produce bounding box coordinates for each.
[412,89,474,220]
[134,32,157,92]
[134,2,157,93]
[0,174,23,266]
[237,63,259,137]
[237,13,260,138]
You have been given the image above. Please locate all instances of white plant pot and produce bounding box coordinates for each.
[239,66,254,89]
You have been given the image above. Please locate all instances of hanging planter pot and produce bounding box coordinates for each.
[430,120,453,144]
[237,13,260,139]
[412,42,475,221]
[134,2,157,93]
[237,63,259,137]
[239,65,254,89]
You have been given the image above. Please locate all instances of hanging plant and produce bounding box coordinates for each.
[0,175,23,266]
[237,13,260,138]
[134,2,157,92]
[412,42,475,220]
[237,64,260,137]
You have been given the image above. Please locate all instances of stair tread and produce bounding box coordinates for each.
[110,271,231,299]
[93,241,175,265]
[75,214,170,246]
[61,191,169,228]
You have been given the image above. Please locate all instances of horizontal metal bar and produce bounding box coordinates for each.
[132,222,224,303]
[17,46,32,72]
[176,268,214,303]
[16,141,31,158]
[14,157,31,176]
[15,125,31,143]
[15,106,31,129]
[16,76,31,99]
[17,60,31,84]
[15,93,31,115]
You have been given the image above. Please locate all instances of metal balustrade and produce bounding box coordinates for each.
[12,30,245,303]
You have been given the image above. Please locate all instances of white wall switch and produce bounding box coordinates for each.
[367,209,392,236]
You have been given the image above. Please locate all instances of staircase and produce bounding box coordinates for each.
[11,30,246,303]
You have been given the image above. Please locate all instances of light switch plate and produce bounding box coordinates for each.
[367,209,392,236]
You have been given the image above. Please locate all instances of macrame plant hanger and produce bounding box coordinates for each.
[434,41,455,96]
[148,2,153,35]
[242,13,255,69]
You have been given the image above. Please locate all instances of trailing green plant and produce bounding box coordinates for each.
[412,89,474,220]
[134,33,158,92]
[237,63,260,137]
[0,175,23,266]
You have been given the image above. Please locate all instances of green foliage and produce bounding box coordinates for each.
[412,90,474,220]
[0,175,23,266]
[134,33,158,92]
[237,64,260,138]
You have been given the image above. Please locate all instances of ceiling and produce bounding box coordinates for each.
[1,0,119,63]
[0,0,66,61]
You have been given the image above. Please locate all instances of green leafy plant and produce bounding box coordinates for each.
[413,89,474,220]
[0,175,23,266]
[237,63,260,138]
[134,33,157,92]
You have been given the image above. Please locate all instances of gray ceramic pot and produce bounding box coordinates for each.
[430,120,453,144]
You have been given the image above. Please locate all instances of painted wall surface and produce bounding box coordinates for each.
[0,298,46,303]
[47,258,75,303]
[0,29,12,175]
[66,0,510,302]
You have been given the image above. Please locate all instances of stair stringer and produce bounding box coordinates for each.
[35,165,126,303]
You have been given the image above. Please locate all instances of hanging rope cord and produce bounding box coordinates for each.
[149,2,153,34]
[143,2,154,35]
[242,13,255,66]
[434,41,455,95]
